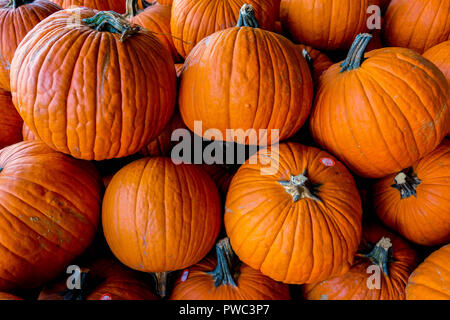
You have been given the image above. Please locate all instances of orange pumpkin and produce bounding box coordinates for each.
[0,90,23,149]
[179,5,313,146]
[170,238,291,300]
[0,141,102,291]
[11,8,176,161]
[102,157,222,296]
[310,33,449,178]
[0,0,61,91]
[50,0,126,12]
[0,292,22,300]
[406,244,450,300]
[171,0,280,58]
[280,0,369,51]
[296,45,333,87]
[224,142,363,284]
[157,0,171,5]
[22,123,37,141]
[303,224,418,300]
[383,0,450,54]
[373,139,450,246]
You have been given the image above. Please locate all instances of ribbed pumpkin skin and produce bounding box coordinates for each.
[373,139,450,246]
[102,157,221,273]
[129,3,181,62]
[51,0,126,12]
[179,27,313,145]
[406,244,450,300]
[170,256,291,300]
[10,8,176,161]
[0,0,61,91]
[158,0,172,5]
[383,0,450,54]
[171,0,281,58]
[295,45,333,87]
[0,90,23,149]
[0,292,22,300]
[310,47,450,179]
[303,224,418,300]
[280,0,369,51]
[0,141,102,291]
[224,143,363,284]
[22,123,37,141]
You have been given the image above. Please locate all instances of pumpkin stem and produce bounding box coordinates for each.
[153,271,169,298]
[236,4,259,28]
[358,237,393,277]
[83,10,141,42]
[4,0,34,8]
[340,33,372,73]
[391,170,421,199]
[206,238,240,287]
[278,170,321,203]
[124,0,155,18]
[302,49,314,73]
[59,268,91,300]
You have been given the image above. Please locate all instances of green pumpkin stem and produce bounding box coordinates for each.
[153,271,169,298]
[278,170,321,203]
[358,237,392,277]
[5,0,34,8]
[340,33,372,73]
[83,10,141,42]
[206,238,240,287]
[391,170,421,199]
[236,4,259,28]
[124,0,154,18]
[302,49,314,73]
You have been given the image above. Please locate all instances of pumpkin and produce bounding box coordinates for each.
[224,142,363,284]
[11,8,176,161]
[383,0,450,54]
[171,0,281,59]
[280,0,369,51]
[39,258,158,300]
[102,157,222,297]
[373,139,450,246]
[296,45,333,88]
[303,224,418,300]
[125,0,181,62]
[170,238,291,300]
[0,141,102,291]
[157,0,171,5]
[0,292,22,300]
[0,0,61,91]
[175,63,184,78]
[310,33,450,179]
[179,5,313,146]
[406,244,450,300]
[50,0,126,12]
[0,90,23,149]
[22,123,36,141]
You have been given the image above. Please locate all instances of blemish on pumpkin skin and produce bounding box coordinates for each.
[30,217,39,222]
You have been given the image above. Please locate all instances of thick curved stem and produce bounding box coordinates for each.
[278,170,321,202]
[391,170,421,199]
[5,0,34,8]
[340,33,372,73]
[206,238,240,287]
[359,237,392,277]
[83,11,141,42]
[236,4,259,28]
[153,271,169,298]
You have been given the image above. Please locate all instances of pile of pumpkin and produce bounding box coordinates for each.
[0,0,448,301]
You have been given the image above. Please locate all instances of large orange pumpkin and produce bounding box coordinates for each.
[373,139,450,246]
[280,0,369,51]
[383,0,450,54]
[102,157,222,296]
[170,238,291,300]
[179,5,313,146]
[406,244,450,300]
[171,0,280,59]
[310,33,450,179]
[11,8,176,161]
[50,0,126,12]
[303,224,418,300]
[0,0,61,91]
[224,142,363,284]
[0,141,102,291]
[0,90,23,149]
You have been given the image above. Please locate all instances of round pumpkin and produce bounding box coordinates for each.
[170,238,291,300]
[0,90,23,149]
[303,224,418,300]
[224,142,363,284]
[310,33,450,179]
[22,123,36,141]
[0,141,102,291]
[406,244,450,300]
[296,45,333,88]
[383,0,450,54]
[373,139,450,246]
[102,157,222,296]
[280,0,369,51]
[50,0,126,12]
[179,5,313,146]
[171,0,280,59]
[11,8,176,161]
[0,0,61,91]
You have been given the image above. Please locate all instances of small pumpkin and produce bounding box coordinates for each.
[0,90,23,149]
[50,0,126,12]
[224,142,363,284]
[310,33,450,178]
[170,238,291,300]
[373,139,450,246]
[383,0,450,54]
[406,244,450,300]
[303,224,418,300]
